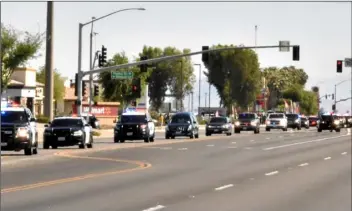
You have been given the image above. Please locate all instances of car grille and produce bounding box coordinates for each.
[53,129,71,137]
[169,126,187,132]
[271,120,280,124]
[211,125,223,128]
[122,125,139,135]
[1,127,15,143]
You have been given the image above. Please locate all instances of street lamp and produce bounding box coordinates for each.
[334,79,351,111]
[76,7,146,116]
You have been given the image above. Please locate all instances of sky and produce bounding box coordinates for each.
[2,1,351,113]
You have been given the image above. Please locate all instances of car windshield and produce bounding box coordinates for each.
[321,115,333,121]
[268,114,284,119]
[309,117,319,121]
[286,114,298,119]
[51,119,83,127]
[301,117,307,121]
[171,114,191,124]
[1,110,28,123]
[238,113,255,119]
[121,115,146,123]
[210,117,227,123]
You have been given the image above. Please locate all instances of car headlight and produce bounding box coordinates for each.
[16,127,29,138]
[279,119,285,125]
[250,121,256,126]
[165,125,169,131]
[235,121,240,126]
[295,119,299,123]
[188,125,192,131]
[266,120,270,125]
[73,130,83,136]
[334,120,339,125]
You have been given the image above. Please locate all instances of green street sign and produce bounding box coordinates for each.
[111,71,133,79]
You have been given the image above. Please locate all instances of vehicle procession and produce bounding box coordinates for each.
[1,101,351,156]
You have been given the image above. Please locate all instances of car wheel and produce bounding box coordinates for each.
[114,137,119,143]
[235,130,240,133]
[120,139,125,143]
[165,135,170,139]
[51,144,58,149]
[24,147,32,155]
[317,128,322,132]
[226,132,232,136]
[171,136,175,139]
[33,143,38,155]
[336,129,341,132]
[195,133,199,139]
[206,133,211,136]
[43,141,50,149]
[266,128,270,132]
[190,133,194,139]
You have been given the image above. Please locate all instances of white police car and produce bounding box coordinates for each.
[1,105,38,155]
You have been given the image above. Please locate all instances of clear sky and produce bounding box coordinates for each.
[2,1,351,113]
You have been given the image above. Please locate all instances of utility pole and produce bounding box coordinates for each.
[198,65,201,115]
[205,92,207,108]
[208,83,211,115]
[180,61,183,112]
[89,17,95,115]
[44,1,54,121]
[334,84,337,112]
[191,91,194,113]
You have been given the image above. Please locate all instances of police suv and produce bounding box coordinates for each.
[1,105,39,155]
[114,109,155,143]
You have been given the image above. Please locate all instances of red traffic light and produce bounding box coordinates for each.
[337,61,342,65]
[132,85,137,91]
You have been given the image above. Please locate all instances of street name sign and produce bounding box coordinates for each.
[111,71,133,79]
[279,41,290,52]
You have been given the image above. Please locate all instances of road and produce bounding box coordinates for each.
[1,128,351,211]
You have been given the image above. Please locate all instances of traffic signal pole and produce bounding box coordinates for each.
[89,17,95,116]
[76,44,299,115]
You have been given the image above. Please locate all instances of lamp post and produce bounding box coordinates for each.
[77,7,146,116]
[193,64,201,115]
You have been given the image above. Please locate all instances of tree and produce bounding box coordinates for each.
[203,44,261,111]
[141,46,195,111]
[98,52,147,107]
[299,90,319,115]
[36,67,65,101]
[1,23,43,92]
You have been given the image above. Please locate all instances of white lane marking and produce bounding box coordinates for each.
[250,140,255,142]
[265,137,270,140]
[245,147,252,150]
[142,205,165,211]
[324,157,331,160]
[341,152,347,155]
[231,142,237,144]
[265,171,279,176]
[249,178,255,180]
[279,136,283,138]
[178,148,188,150]
[298,163,309,167]
[215,184,234,191]
[227,146,237,149]
[263,135,349,151]
[206,144,215,147]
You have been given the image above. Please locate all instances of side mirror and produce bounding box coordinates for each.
[30,117,36,122]
[48,121,52,124]
[193,121,197,124]
[85,123,90,127]
[44,124,49,127]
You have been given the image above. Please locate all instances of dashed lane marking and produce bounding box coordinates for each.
[178,148,188,150]
[206,144,215,147]
[231,142,237,144]
[298,163,309,167]
[324,157,331,160]
[215,184,234,191]
[341,152,348,155]
[227,146,237,149]
[142,205,166,211]
[265,171,279,176]
[250,140,255,142]
[263,135,349,151]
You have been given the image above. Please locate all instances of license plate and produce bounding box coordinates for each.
[58,137,65,141]
[4,131,12,134]
[243,127,247,130]
[214,129,219,132]
[127,132,133,136]
[1,142,7,146]
[176,131,182,135]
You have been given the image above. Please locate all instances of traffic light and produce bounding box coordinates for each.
[140,56,148,72]
[336,60,343,73]
[293,45,300,61]
[202,46,209,63]
[131,100,137,107]
[131,78,141,98]
[98,45,107,67]
[74,73,78,96]
[93,85,99,97]
[82,81,87,96]
[332,104,336,111]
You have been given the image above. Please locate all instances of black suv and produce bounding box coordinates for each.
[234,112,260,134]
[114,112,155,143]
[1,107,38,155]
[317,114,341,132]
[205,116,232,136]
[165,112,199,139]
[286,114,302,130]
[43,117,93,149]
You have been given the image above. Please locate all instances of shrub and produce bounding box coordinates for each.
[92,131,101,136]
[36,115,49,123]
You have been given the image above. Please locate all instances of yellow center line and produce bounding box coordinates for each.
[1,151,151,194]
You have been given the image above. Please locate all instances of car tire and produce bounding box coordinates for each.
[120,140,125,143]
[206,133,211,136]
[195,133,199,139]
[235,130,240,134]
[52,144,58,149]
[226,132,232,136]
[33,143,38,155]
[171,136,175,139]
[43,141,50,149]
[266,128,270,132]
[336,129,341,132]
[144,137,150,143]
[165,135,170,139]
[190,133,195,139]
[114,137,119,143]
[317,128,322,132]
[24,147,32,155]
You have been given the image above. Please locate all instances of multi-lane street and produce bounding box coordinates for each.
[1,128,351,211]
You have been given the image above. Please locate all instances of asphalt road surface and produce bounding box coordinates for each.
[1,128,351,211]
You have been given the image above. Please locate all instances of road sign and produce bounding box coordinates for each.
[111,71,133,79]
[344,58,351,67]
[279,41,290,52]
